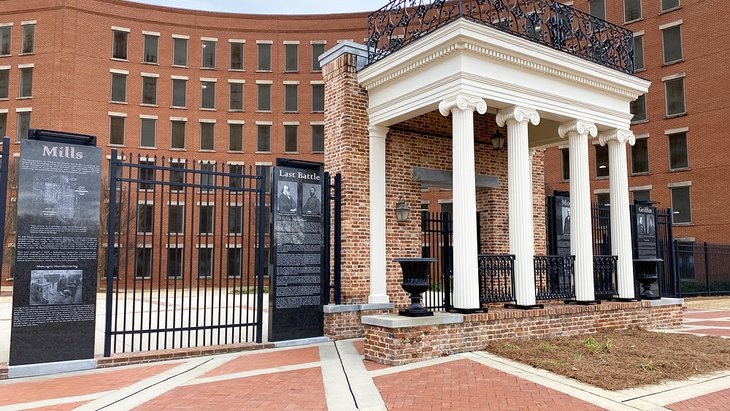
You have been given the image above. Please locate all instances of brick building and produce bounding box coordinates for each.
[544,0,730,246]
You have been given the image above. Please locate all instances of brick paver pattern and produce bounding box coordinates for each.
[374,359,604,411]
[202,346,320,377]
[667,386,730,411]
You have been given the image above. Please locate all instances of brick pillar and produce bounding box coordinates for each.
[321,44,371,304]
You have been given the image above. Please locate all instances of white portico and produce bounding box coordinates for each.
[357,13,650,308]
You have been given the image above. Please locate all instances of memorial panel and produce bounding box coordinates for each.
[635,205,658,259]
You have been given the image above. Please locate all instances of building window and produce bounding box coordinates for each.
[173,38,188,66]
[633,189,651,203]
[0,113,6,137]
[143,34,158,64]
[172,78,186,108]
[201,81,215,109]
[676,241,694,279]
[440,202,453,215]
[17,112,31,141]
[560,148,569,180]
[630,94,647,122]
[142,76,157,105]
[168,204,184,234]
[284,125,297,153]
[0,26,10,56]
[284,84,298,112]
[112,30,128,60]
[257,125,271,152]
[167,247,184,279]
[109,115,125,145]
[197,248,213,278]
[257,84,271,111]
[140,118,156,148]
[21,24,35,54]
[634,35,644,71]
[199,205,214,234]
[137,203,154,234]
[19,68,32,98]
[285,44,298,72]
[595,145,609,178]
[138,158,155,190]
[228,206,243,234]
[596,193,610,207]
[110,73,126,103]
[200,122,215,150]
[229,164,244,188]
[661,0,680,12]
[670,186,691,224]
[135,247,152,279]
[171,120,186,149]
[229,124,243,152]
[624,0,642,22]
[227,248,242,277]
[312,84,324,112]
[668,131,688,170]
[662,24,682,64]
[169,161,185,190]
[665,77,685,116]
[631,137,649,174]
[230,42,244,70]
[202,40,216,69]
[0,68,9,99]
[588,0,606,19]
[312,124,324,153]
[312,43,325,71]
[257,43,271,71]
[229,82,243,111]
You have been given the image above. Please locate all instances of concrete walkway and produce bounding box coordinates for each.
[1,310,730,410]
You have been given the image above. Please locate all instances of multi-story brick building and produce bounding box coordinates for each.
[544,0,730,246]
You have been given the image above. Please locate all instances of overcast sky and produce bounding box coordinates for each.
[131,0,387,14]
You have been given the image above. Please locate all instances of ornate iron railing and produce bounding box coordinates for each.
[478,254,516,304]
[534,255,575,300]
[367,0,635,74]
[594,255,618,299]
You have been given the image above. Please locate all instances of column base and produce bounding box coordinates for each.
[448,307,487,314]
[504,303,544,310]
[564,299,601,305]
[608,297,640,302]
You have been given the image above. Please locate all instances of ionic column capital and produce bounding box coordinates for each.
[496,106,540,127]
[438,94,487,117]
[368,124,389,140]
[598,129,636,147]
[558,119,598,139]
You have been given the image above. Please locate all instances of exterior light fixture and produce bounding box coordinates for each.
[491,129,505,149]
[394,197,411,222]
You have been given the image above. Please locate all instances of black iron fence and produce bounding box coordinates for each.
[103,152,266,356]
[534,255,575,300]
[0,137,9,292]
[593,255,618,300]
[367,0,635,73]
[675,242,730,296]
[421,212,452,310]
[478,254,516,305]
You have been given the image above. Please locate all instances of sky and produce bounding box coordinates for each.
[131,0,389,14]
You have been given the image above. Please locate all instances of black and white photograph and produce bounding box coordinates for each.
[29,270,83,306]
[302,184,322,216]
[277,182,298,214]
[32,174,83,224]
[560,206,571,235]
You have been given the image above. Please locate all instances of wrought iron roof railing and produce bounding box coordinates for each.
[367,0,635,74]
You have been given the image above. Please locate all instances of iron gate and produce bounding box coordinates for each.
[103,151,266,356]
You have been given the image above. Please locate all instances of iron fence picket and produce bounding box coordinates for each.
[534,255,576,300]
[478,254,516,304]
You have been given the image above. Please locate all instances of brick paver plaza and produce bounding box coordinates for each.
[0,308,728,410]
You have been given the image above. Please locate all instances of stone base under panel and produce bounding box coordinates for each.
[323,303,395,340]
[362,299,683,366]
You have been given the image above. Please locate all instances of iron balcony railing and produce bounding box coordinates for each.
[534,255,575,300]
[594,255,618,299]
[478,254,516,304]
[367,0,635,74]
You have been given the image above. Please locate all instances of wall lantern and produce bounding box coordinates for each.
[491,129,505,149]
[394,197,411,222]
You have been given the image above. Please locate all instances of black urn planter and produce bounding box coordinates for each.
[634,258,662,300]
[394,257,437,317]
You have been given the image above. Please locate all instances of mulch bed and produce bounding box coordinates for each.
[486,328,730,391]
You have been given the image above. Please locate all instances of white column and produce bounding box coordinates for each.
[599,129,636,299]
[497,106,540,307]
[368,124,389,304]
[558,120,598,302]
[438,94,486,310]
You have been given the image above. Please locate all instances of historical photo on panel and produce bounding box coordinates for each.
[302,183,322,216]
[32,174,84,224]
[277,181,298,214]
[29,270,83,305]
